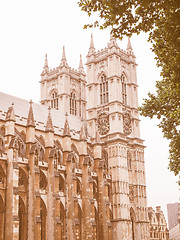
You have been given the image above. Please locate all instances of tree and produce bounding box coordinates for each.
[78,0,180,177]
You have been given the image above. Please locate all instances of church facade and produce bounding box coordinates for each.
[0,35,149,239]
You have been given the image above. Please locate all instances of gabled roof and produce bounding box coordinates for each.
[0,91,82,138]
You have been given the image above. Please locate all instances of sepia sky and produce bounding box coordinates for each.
[0,0,179,221]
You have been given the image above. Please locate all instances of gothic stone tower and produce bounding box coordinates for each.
[86,35,149,240]
[40,47,86,120]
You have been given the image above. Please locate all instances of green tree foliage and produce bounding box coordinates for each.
[78,0,180,176]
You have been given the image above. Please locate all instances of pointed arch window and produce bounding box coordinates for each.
[100,74,109,104]
[70,92,77,115]
[51,91,58,110]
[121,74,127,105]
[59,175,65,192]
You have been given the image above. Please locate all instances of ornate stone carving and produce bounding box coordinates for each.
[123,112,132,135]
[97,112,110,135]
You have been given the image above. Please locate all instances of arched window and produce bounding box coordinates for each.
[51,91,58,110]
[59,175,65,192]
[77,179,82,196]
[70,92,77,115]
[121,74,127,105]
[100,74,108,104]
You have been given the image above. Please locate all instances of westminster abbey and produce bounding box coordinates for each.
[0,35,150,239]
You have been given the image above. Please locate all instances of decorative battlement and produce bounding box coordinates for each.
[87,34,135,62]
[40,46,86,119]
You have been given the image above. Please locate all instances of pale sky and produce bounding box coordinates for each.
[0,0,179,222]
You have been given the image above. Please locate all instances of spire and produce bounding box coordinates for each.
[62,46,66,61]
[45,106,54,132]
[108,32,118,48]
[44,53,48,68]
[78,54,85,74]
[43,53,49,72]
[127,37,134,55]
[27,100,35,127]
[127,37,132,50]
[6,102,15,122]
[88,34,95,56]
[79,54,83,70]
[63,113,71,137]
[60,46,68,67]
[79,121,86,141]
[90,33,95,49]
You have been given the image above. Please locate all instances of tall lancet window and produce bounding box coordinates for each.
[100,74,109,104]
[70,92,77,115]
[121,74,127,105]
[51,91,58,109]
